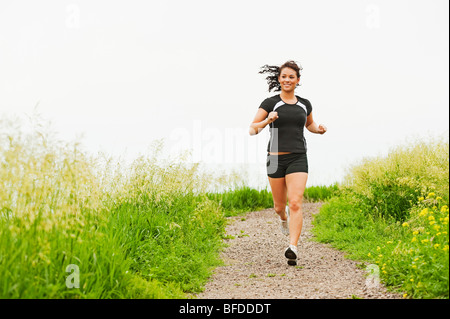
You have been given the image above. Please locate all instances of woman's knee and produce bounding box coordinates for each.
[274,202,286,214]
[288,198,303,212]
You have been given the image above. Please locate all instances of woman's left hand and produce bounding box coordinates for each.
[318,124,327,134]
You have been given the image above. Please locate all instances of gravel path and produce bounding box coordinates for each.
[197,202,402,299]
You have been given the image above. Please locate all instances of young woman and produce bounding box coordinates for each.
[249,60,327,266]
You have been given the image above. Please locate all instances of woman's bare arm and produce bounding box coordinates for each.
[305,112,327,134]
[249,108,279,136]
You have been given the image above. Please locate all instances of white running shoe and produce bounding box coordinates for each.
[284,244,298,266]
[280,206,290,236]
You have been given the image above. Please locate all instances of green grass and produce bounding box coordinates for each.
[204,183,338,217]
[342,138,449,221]
[303,184,340,202]
[312,137,449,299]
[5,115,447,299]
[206,186,273,217]
[0,116,273,298]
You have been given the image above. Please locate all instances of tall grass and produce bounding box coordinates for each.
[303,184,340,202]
[342,138,449,221]
[0,115,271,298]
[204,182,338,216]
[206,186,273,217]
[312,137,449,298]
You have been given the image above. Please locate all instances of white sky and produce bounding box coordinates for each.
[0,0,449,188]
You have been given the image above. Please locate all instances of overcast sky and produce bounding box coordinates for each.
[0,0,448,187]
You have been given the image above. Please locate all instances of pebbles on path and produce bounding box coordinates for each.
[197,202,401,299]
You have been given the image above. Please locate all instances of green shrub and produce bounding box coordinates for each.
[312,137,449,298]
[342,138,448,221]
[372,195,449,299]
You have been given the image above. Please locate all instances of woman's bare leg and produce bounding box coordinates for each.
[268,177,288,220]
[285,172,308,246]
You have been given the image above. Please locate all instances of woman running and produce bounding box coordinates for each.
[249,60,327,266]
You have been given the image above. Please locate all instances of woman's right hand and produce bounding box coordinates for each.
[267,111,279,124]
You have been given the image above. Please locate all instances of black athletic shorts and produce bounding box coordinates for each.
[266,153,308,178]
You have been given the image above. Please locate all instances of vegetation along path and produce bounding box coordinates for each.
[197,202,402,299]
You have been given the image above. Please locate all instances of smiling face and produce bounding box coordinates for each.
[278,67,300,93]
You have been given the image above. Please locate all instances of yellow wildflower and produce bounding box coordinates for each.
[436,196,442,201]
[412,231,419,235]
[421,239,429,244]
[418,197,424,202]
[403,293,408,298]
[443,245,449,252]
[428,216,435,221]
[419,208,428,216]
[429,221,436,226]
[427,192,435,198]
[402,222,409,227]
[411,237,417,242]
[411,265,417,269]
[367,253,372,257]
[434,244,440,249]
[441,205,448,213]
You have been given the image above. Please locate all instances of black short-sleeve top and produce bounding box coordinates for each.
[259,94,312,153]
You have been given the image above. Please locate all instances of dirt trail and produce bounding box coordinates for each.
[197,202,402,299]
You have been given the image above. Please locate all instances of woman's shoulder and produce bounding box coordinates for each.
[296,95,311,105]
[296,95,312,114]
[263,94,282,103]
[259,94,281,111]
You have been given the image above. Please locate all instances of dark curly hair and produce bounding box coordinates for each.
[259,60,303,92]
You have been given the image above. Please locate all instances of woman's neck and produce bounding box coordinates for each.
[280,90,296,102]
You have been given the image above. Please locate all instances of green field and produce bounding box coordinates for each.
[1,116,448,298]
[312,138,449,299]
[0,118,273,298]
